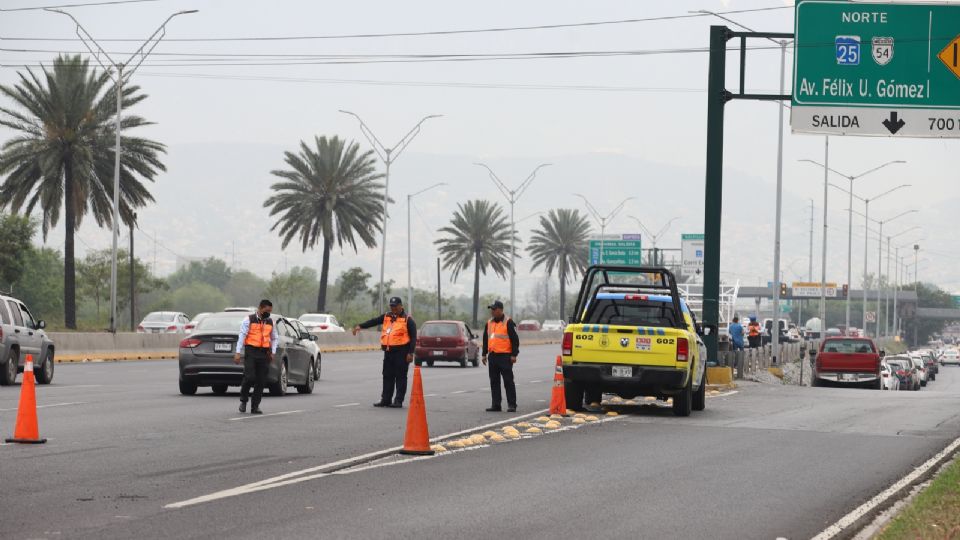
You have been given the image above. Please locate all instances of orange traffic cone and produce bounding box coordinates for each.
[399,366,434,456]
[549,356,567,416]
[5,354,46,444]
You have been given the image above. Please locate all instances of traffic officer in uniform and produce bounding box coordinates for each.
[234,299,278,415]
[353,297,418,408]
[747,316,762,349]
[482,300,519,412]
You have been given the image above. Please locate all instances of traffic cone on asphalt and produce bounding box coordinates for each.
[399,366,434,456]
[5,354,46,444]
[549,356,567,416]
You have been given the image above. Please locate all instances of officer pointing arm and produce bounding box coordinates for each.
[351,297,417,408]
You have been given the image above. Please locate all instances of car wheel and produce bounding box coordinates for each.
[315,356,321,379]
[415,359,422,367]
[297,361,315,394]
[179,380,197,395]
[471,357,479,367]
[1,348,18,386]
[921,380,927,387]
[564,380,585,411]
[211,384,228,395]
[692,371,706,411]
[270,361,288,396]
[672,377,693,417]
[427,360,434,367]
[459,357,467,368]
[35,348,54,385]
[810,375,819,387]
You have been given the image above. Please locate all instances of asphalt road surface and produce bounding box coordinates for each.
[2,345,960,540]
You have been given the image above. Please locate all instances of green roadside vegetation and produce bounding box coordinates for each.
[878,456,960,539]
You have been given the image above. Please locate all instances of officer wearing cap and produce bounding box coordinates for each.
[482,300,520,412]
[353,296,418,408]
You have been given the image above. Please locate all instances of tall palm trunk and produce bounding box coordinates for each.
[317,239,331,312]
[559,265,566,321]
[471,249,481,328]
[63,160,77,329]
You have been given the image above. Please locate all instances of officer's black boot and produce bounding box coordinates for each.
[238,400,247,413]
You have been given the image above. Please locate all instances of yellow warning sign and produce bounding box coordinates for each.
[938,35,960,80]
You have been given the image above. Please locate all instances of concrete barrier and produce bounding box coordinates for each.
[48,330,562,362]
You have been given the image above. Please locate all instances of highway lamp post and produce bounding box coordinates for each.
[476,163,551,314]
[860,185,911,335]
[47,8,198,333]
[627,216,679,266]
[887,228,921,337]
[872,211,917,337]
[341,111,442,315]
[574,195,635,265]
[407,183,446,317]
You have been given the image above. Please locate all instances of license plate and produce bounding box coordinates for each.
[432,350,445,356]
[612,366,632,378]
[214,343,232,353]
[152,328,161,334]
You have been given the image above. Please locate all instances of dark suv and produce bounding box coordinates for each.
[0,293,55,385]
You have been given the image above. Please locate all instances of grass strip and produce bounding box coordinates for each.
[879,455,960,539]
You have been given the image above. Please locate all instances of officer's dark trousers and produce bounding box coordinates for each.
[381,349,410,404]
[488,353,517,408]
[748,336,761,349]
[240,347,269,408]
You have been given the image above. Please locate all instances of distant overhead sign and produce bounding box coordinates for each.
[589,235,642,266]
[681,234,704,276]
[792,1,960,137]
[792,282,839,298]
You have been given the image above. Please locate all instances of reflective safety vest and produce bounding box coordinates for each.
[245,314,273,349]
[487,317,513,354]
[748,323,761,337]
[381,313,410,349]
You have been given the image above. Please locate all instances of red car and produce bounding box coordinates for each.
[415,320,480,368]
[811,337,883,389]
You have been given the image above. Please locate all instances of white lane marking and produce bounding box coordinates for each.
[228,410,303,421]
[333,403,359,408]
[813,434,960,540]
[451,390,467,394]
[529,379,543,383]
[0,401,86,412]
[424,393,437,397]
[165,408,550,509]
[39,384,103,390]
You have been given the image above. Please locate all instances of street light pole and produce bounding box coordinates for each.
[575,194,634,265]
[340,111,441,315]
[407,182,446,316]
[820,139,829,334]
[860,185,912,335]
[874,213,917,336]
[47,8,198,333]
[627,216,679,266]
[475,163,551,313]
[887,227,921,337]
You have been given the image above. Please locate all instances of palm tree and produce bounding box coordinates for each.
[435,200,513,327]
[264,135,385,312]
[0,55,166,328]
[527,208,592,320]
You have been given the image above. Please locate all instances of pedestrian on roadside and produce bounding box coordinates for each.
[747,316,762,349]
[234,300,278,415]
[728,316,745,351]
[352,297,417,408]
[482,300,519,412]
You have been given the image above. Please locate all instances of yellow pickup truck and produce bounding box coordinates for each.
[561,265,710,416]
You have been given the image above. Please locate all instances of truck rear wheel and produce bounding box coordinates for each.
[564,380,585,411]
[672,378,692,417]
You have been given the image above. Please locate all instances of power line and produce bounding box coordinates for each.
[0,0,162,11]
[2,5,790,42]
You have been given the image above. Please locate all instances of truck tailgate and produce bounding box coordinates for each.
[567,324,683,367]
[818,353,878,372]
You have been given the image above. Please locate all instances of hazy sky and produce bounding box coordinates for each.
[1,0,956,308]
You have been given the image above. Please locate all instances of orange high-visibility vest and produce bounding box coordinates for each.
[381,313,410,349]
[245,315,273,349]
[748,323,760,337]
[487,317,512,354]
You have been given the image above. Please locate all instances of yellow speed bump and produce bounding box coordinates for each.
[482,431,498,438]
[469,434,487,445]
[431,444,447,453]
[516,422,531,428]
[543,421,561,429]
[549,414,564,420]
[584,415,599,422]
[504,431,521,440]
[489,433,507,442]
[535,416,551,423]
[606,411,619,417]
[572,417,586,424]
[573,413,587,419]
[447,440,465,449]
[524,427,542,434]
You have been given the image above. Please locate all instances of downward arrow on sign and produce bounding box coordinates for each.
[883,111,906,134]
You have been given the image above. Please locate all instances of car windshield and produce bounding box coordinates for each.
[144,312,175,322]
[821,339,875,354]
[420,323,459,337]
[196,314,249,332]
[300,315,328,323]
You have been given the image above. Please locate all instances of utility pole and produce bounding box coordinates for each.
[476,163,550,313]
[770,38,787,364]
[407,182,446,316]
[341,110,441,315]
[436,257,441,320]
[47,8,197,333]
[820,138,829,335]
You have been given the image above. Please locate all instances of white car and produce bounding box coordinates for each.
[879,361,900,391]
[299,313,344,333]
[137,311,189,334]
[942,349,960,366]
[541,320,565,331]
[184,312,212,334]
[909,355,929,387]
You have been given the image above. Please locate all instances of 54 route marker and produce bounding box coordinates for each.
[792,0,960,138]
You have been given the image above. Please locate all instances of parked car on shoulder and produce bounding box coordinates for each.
[541,320,565,332]
[184,312,212,334]
[414,320,480,368]
[911,350,938,380]
[178,311,318,396]
[941,349,960,366]
[0,293,55,386]
[811,337,883,389]
[517,319,542,331]
[910,355,929,387]
[886,356,920,391]
[879,360,900,391]
[137,311,189,334]
[298,313,345,333]
[224,307,257,313]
